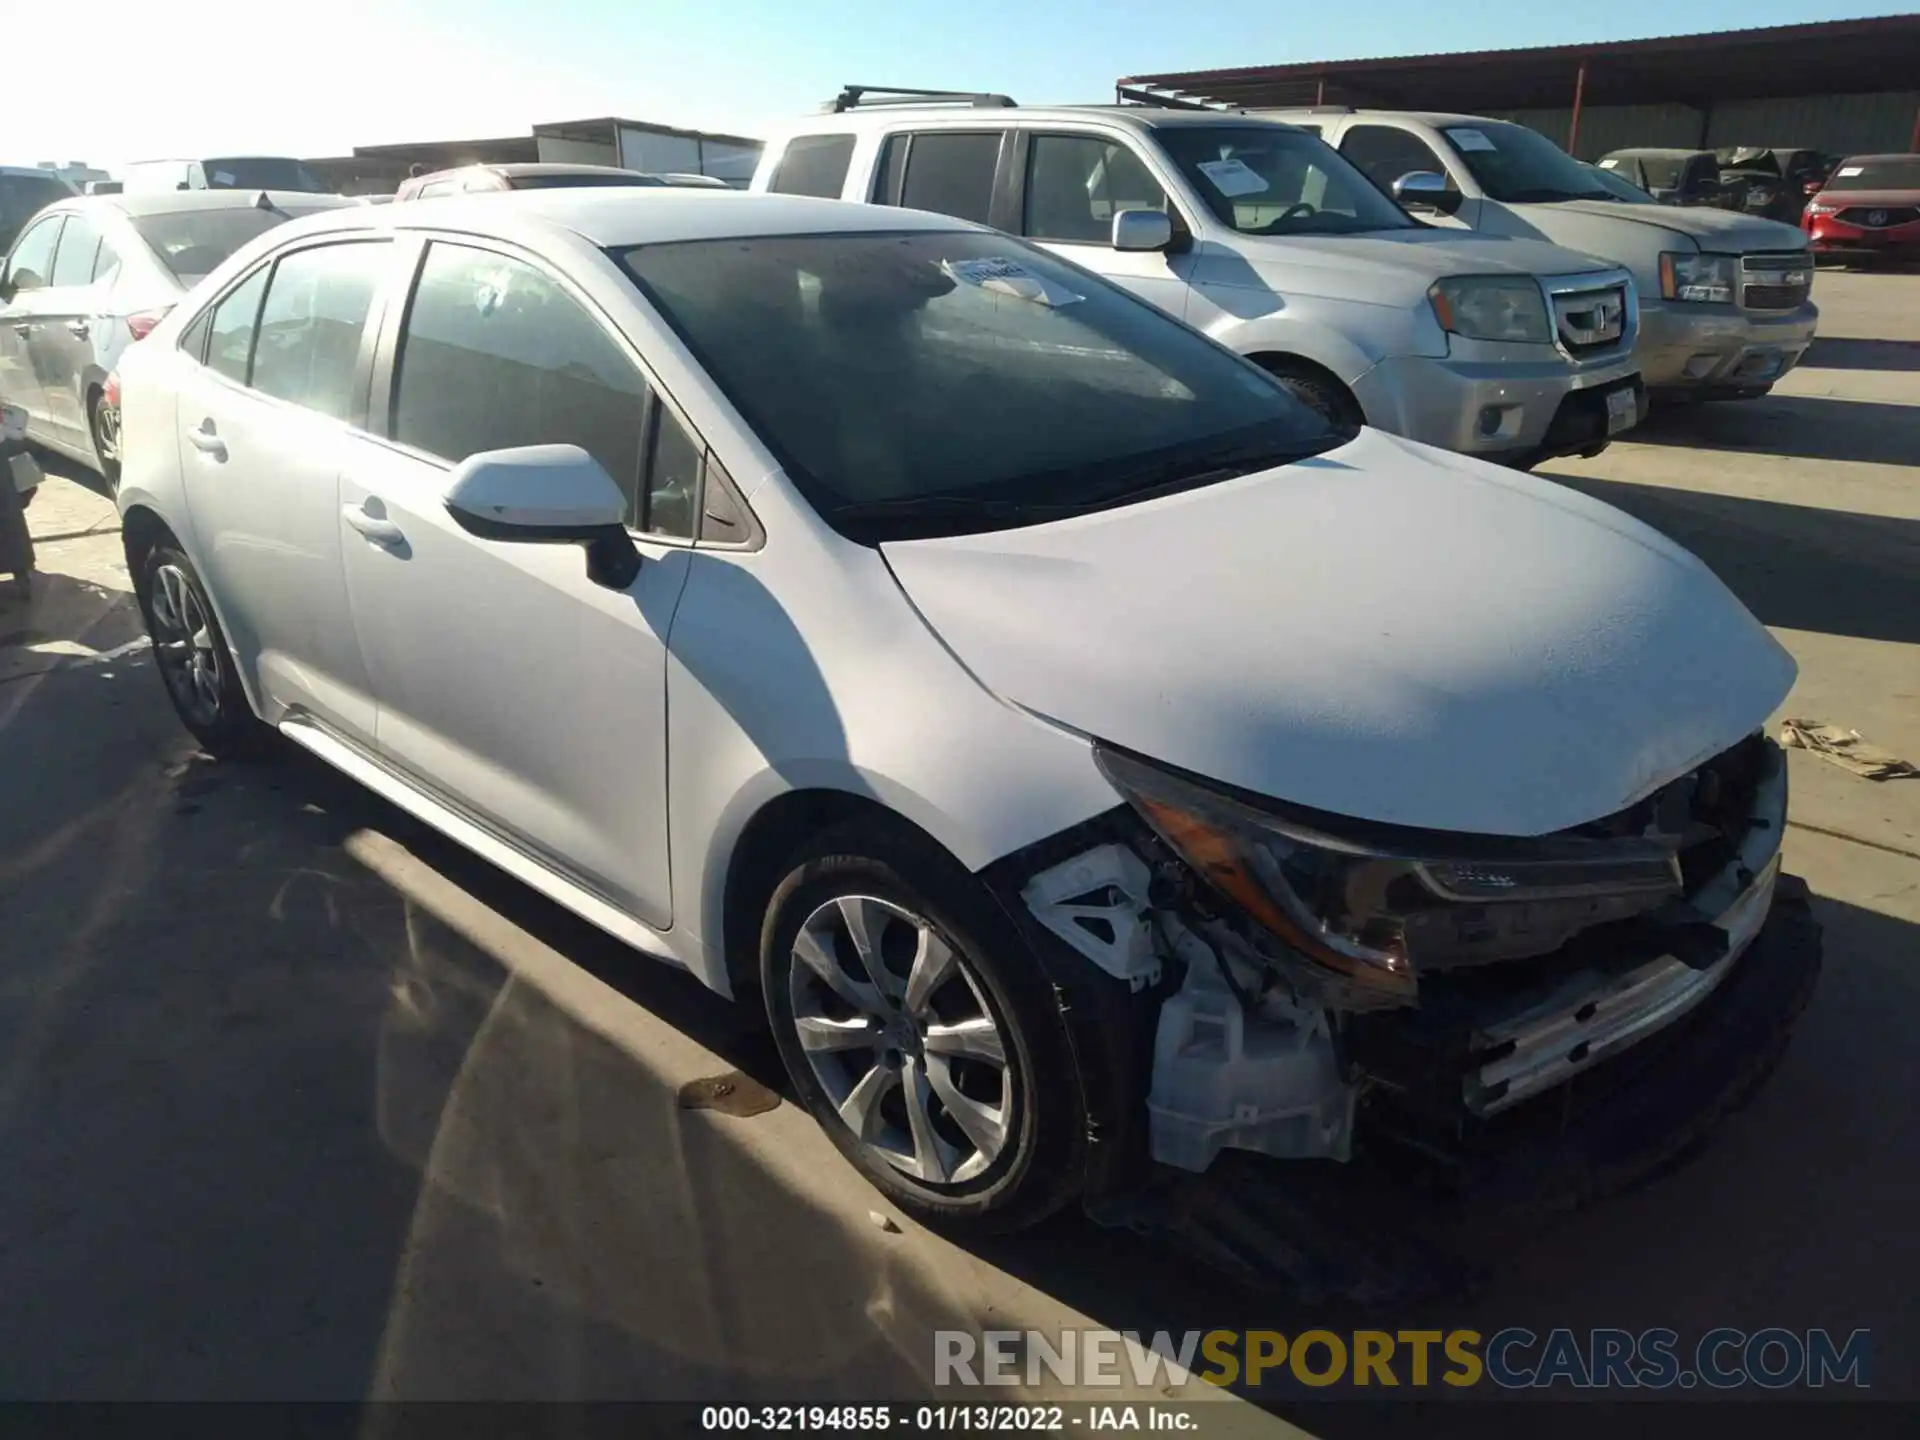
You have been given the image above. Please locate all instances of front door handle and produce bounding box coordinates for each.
[65,319,89,340]
[186,419,227,461]
[342,502,407,548]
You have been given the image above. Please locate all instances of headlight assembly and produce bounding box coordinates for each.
[1659,250,1738,303]
[1428,275,1553,343]
[1094,745,1685,1008]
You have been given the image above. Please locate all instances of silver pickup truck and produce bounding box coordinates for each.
[1268,108,1819,401]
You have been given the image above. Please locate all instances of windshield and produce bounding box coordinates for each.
[1824,157,1920,191]
[1155,125,1417,236]
[202,157,329,193]
[1442,123,1610,204]
[130,206,328,283]
[1585,164,1656,204]
[620,231,1341,542]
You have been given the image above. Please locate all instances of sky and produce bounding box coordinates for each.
[12,0,1914,171]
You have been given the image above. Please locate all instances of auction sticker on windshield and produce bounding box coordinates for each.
[1448,128,1497,152]
[1196,158,1269,196]
[941,257,1083,308]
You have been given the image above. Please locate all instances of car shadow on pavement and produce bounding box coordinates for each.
[1629,393,1919,467]
[26,444,113,500]
[1536,472,1920,647]
[1801,337,1920,372]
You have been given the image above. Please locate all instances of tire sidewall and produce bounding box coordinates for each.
[760,832,1084,1231]
[137,543,258,754]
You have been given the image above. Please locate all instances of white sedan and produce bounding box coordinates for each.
[115,189,1805,1235]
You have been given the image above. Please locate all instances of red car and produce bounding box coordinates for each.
[1803,153,1920,266]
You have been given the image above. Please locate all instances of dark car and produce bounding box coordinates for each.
[1803,153,1920,266]
[1593,149,1723,207]
[1715,147,1836,223]
[0,166,77,252]
[392,162,731,201]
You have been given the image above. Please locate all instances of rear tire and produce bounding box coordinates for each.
[760,820,1085,1234]
[135,543,266,757]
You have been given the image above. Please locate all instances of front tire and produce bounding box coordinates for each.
[760,822,1085,1234]
[135,543,264,757]
[89,390,121,494]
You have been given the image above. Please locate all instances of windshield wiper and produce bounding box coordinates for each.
[829,494,1087,527]
[1501,187,1611,203]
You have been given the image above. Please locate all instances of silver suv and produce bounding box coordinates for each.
[752,90,1646,466]
[1266,109,1819,401]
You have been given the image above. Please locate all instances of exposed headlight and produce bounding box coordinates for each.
[1095,746,1685,1008]
[1805,202,1839,216]
[1659,250,1738,303]
[1428,276,1552,343]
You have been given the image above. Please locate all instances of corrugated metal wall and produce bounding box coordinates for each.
[1493,92,1917,160]
[1704,92,1918,156]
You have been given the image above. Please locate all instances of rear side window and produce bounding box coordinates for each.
[207,267,269,385]
[1339,124,1450,193]
[49,215,101,287]
[892,132,1002,225]
[92,239,122,284]
[131,209,301,283]
[4,215,63,292]
[767,135,857,199]
[249,242,387,420]
[392,242,649,522]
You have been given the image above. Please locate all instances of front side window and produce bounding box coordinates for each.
[392,242,648,522]
[202,157,329,193]
[48,214,102,288]
[131,206,330,284]
[206,267,269,384]
[1162,125,1416,236]
[250,242,387,420]
[1339,124,1451,195]
[4,215,64,293]
[0,175,73,251]
[768,135,857,199]
[891,132,1002,225]
[1024,134,1168,244]
[1824,156,1920,191]
[620,229,1340,542]
[1437,122,1611,204]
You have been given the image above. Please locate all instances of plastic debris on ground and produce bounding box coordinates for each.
[1779,718,1919,781]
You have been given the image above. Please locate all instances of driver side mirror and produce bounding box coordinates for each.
[443,444,642,591]
[1112,208,1173,252]
[1391,170,1460,214]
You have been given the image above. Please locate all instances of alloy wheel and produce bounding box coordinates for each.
[93,401,121,467]
[148,564,223,727]
[788,894,1014,1185]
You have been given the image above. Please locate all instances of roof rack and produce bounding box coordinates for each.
[825,84,1017,113]
[1112,84,1243,113]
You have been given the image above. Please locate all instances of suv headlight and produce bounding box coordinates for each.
[1659,251,1738,303]
[1427,276,1552,343]
[1096,745,1684,1007]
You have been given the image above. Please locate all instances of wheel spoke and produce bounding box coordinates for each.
[924,1015,1006,1067]
[836,1061,897,1141]
[926,1054,1007,1161]
[902,1058,954,1183]
[902,927,958,1018]
[836,896,899,1001]
[793,923,882,1014]
[795,1013,883,1053]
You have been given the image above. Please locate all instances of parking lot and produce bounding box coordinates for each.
[0,266,1914,1416]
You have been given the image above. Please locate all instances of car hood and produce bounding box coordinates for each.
[1815,189,1920,208]
[880,430,1796,838]
[1523,198,1810,252]
[1233,228,1615,295]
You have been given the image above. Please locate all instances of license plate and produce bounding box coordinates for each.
[1605,386,1639,435]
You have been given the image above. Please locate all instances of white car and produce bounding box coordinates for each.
[753,94,1646,467]
[0,189,354,487]
[116,189,1808,1235]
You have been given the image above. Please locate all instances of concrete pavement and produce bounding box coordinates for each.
[0,272,1914,1416]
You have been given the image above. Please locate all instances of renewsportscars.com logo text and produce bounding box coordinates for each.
[935,1327,1873,1390]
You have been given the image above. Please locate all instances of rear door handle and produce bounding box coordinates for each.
[65,320,89,340]
[342,502,407,548]
[187,420,227,461]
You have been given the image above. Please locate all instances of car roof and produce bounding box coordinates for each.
[1835,153,1914,164]
[777,104,1308,135]
[489,163,648,179]
[1603,147,1714,159]
[274,187,985,248]
[62,190,357,219]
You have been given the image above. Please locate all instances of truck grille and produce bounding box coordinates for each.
[1741,252,1812,311]
[1836,205,1918,228]
[1550,283,1628,358]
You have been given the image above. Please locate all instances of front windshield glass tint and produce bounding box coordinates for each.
[620,230,1340,542]
[1442,123,1610,203]
[1825,157,1920,191]
[1155,125,1416,236]
[203,158,329,193]
[131,207,322,282]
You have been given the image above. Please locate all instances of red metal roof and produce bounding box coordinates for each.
[1118,15,1920,112]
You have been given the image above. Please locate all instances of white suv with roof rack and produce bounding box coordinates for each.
[1260,108,1818,401]
[753,87,1646,466]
